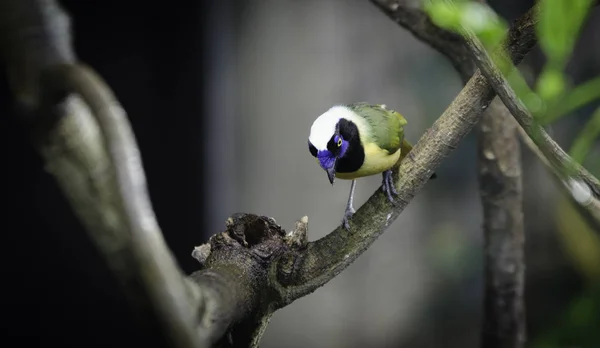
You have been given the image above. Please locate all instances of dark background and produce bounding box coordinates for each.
[1,1,208,347]
[1,1,599,347]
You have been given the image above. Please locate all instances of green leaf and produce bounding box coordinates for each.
[537,67,566,102]
[537,0,569,63]
[537,0,594,68]
[505,68,546,116]
[424,1,462,31]
[569,107,600,164]
[543,77,600,124]
[459,2,507,48]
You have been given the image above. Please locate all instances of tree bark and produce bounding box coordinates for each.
[1,1,541,347]
[479,100,526,348]
[370,2,530,348]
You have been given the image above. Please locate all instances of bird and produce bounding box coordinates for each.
[307,102,435,230]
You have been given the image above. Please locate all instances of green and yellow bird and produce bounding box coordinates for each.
[308,102,435,229]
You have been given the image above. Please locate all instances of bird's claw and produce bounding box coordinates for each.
[381,170,399,203]
[342,206,355,230]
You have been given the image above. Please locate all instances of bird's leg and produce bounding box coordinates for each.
[342,180,357,230]
[381,169,399,202]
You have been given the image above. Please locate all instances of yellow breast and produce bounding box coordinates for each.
[335,143,401,180]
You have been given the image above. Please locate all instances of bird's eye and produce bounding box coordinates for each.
[337,138,342,147]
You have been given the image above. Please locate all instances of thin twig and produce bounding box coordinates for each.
[42,64,205,346]
[519,127,600,230]
[457,8,600,222]
[372,1,600,233]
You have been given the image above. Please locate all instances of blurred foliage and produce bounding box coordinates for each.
[551,188,600,348]
[536,0,594,101]
[425,0,507,49]
[545,77,600,124]
[426,222,476,278]
[556,194,600,281]
[569,106,600,164]
[423,0,600,166]
[531,282,600,347]
[423,1,600,347]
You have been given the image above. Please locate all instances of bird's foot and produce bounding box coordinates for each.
[341,206,355,230]
[381,169,399,203]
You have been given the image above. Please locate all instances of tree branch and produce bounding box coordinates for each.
[369,0,475,83]
[518,127,600,231]
[189,214,305,347]
[1,1,203,347]
[370,2,530,347]
[457,9,600,224]
[184,5,539,346]
[478,99,526,348]
[371,3,600,227]
[271,4,537,304]
[377,0,600,231]
[0,1,549,348]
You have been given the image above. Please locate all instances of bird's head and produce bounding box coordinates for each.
[307,105,363,185]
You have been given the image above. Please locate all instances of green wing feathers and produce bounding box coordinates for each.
[348,103,407,154]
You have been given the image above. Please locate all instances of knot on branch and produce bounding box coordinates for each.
[188,214,310,345]
[192,213,309,267]
[225,213,283,250]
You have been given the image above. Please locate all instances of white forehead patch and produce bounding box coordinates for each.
[308,105,359,150]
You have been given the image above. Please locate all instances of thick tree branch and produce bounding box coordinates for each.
[190,214,305,347]
[183,6,539,346]
[270,5,538,304]
[478,100,526,348]
[0,1,555,348]
[470,8,530,344]
[1,1,203,347]
[371,2,529,347]
[42,64,205,345]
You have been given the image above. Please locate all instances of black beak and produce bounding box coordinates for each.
[326,160,337,185]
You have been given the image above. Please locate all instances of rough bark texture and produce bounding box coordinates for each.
[374,2,600,347]
[189,214,305,347]
[188,4,539,343]
[458,3,600,342]
[478,100,526,348]
[370,1,529,347]
[0,0,542,347]
[269,6,538,305]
